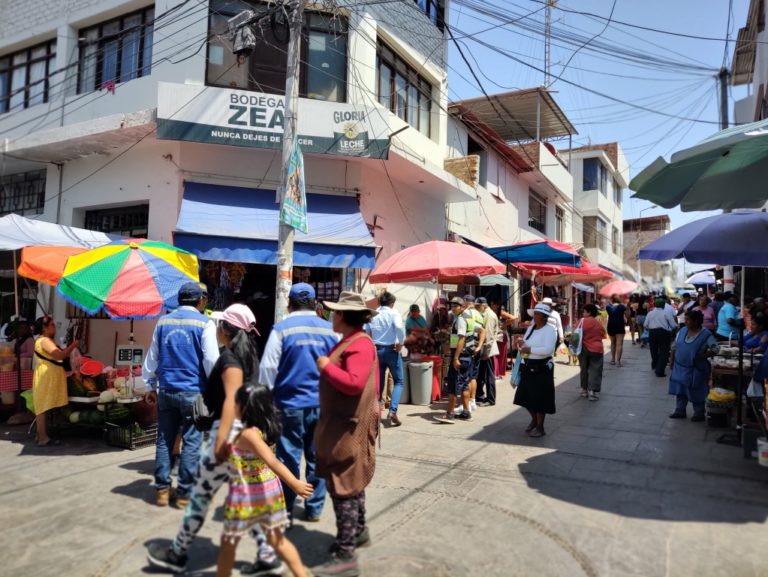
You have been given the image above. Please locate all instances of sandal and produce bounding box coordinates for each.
[525,422,537,433]
[37,438,61,447]
[528,428,546,438]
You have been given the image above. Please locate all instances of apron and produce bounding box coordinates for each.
[668,327,711,403]
[315,331,379,497]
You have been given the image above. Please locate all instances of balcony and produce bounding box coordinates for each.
[514,141,573,203]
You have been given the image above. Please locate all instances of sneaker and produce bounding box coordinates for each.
[146,543,187,574]
[580,389,588,398]
[356,526,371,548]
[311,551,359,577]
[453,406,464,415]
[241,557,286,576]
[327,527,371,553]
[156,488,171,507]
[388,411,402,427]
[668,412,686,419]
[304,512,322,522]
[456,410,472,420]
[172,495,189,510]
[435,412,456,424]
[588,391,598,402]
[469,399,477,411]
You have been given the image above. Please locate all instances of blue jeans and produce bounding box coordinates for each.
[377,347,404,413]
[155,390,202,498]
[276,406,326,520]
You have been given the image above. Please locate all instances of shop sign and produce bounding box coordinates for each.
[156,82,394,159]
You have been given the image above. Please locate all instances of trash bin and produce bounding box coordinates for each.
[408,361,433,406]
[399,362,411,404]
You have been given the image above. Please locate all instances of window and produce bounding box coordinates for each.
[528,191,547,234]
[376,40,433,137]
[413,0,444,29]
[206,2,348,103]
[583,216,607,251]
[555,206,565,242]
[0,170,46,216]
[612,226,620,255]
[84,204,149,236]
[77,6,154,94]
[613,177,622,206]
[0,40,56,113]
[582,157,607,195]
[467,136,487,187]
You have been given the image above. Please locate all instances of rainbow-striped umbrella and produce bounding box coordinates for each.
[57,239,200,319]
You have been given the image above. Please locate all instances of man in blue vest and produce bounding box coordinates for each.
[260,282,338,524]
[143,282,218,508]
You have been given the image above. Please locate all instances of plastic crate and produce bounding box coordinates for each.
[106,422,157,450]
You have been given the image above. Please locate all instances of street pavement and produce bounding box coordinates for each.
[2,336,768,577]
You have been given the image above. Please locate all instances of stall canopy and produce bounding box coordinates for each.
[0,213,115,250]
[174,183,376,269]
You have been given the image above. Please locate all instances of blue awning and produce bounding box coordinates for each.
[175,182,376,268]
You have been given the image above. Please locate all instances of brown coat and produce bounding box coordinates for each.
[315,332,379,497]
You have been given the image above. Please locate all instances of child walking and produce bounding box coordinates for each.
[217,384,313,577]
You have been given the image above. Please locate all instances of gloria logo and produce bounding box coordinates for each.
[333,110,369,155]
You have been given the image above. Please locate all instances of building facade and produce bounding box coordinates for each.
[623,215,673,285]
[563,143,629,276]
[0,0,475,358]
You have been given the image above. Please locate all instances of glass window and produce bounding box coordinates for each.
[582,158,598,191]
[206,5,348,103]
[413,0,444,29]
[305,20,346,102]
[599,164,608,196]
[9,66,25,110]
[583,216,606,250]
[614,178,622,206]
[0,170,46,216]
[555,206,565,242]
[528,192,547,234]
[376,39,434,138]
[77,6,155,93]
[612,226,620,255]
[84,204,149,236]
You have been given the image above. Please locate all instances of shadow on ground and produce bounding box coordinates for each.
[466,362,768,524]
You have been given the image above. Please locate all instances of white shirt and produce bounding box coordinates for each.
[644,308,677,332]
[523,323,558,359]
[547,310,564,342]
[366,305,405,346]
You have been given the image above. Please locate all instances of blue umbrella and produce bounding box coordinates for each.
[686,270,716,285]
[639,211,768,266]
[485,239,581,266]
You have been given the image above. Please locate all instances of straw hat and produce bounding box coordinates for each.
[527,303,553,318]
[323,291,379,316]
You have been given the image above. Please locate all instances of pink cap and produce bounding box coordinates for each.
[211,304,260,335]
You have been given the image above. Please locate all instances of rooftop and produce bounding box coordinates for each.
[449,87,577,143]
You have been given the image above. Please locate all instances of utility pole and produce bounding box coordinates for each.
[544,0,555,87]
[274,0,304,323]
[718,67,736,292]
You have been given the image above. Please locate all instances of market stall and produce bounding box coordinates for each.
[12,238,201,449]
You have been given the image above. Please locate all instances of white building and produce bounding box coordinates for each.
[0,0,476,359]
[732,0,768,124]
[563,143,629,277]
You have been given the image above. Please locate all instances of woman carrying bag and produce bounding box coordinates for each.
[578,304,607,401]
[514,304,558,438]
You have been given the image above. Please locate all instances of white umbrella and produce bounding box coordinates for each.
[686,270,716,285]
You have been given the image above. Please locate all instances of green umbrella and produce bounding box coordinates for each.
[629,117,768,212]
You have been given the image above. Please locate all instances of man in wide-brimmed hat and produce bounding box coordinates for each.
[313,291,379,577]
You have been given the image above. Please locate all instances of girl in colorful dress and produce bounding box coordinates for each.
[216,384,313,577]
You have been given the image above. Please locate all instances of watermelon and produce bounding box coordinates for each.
[67,376,86,397]
[107,405,132,425]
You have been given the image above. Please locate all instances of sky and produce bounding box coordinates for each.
[446,0,750,280]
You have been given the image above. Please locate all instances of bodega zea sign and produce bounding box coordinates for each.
[157,83,392,159]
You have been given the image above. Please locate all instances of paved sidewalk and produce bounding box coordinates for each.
[1,336,767,577]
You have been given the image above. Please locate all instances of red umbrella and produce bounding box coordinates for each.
[369,240,506,284]
[523,262,614,286]
[598,279,639,296]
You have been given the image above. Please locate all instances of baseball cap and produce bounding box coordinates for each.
[211,304,260,335]
[178,282,206,302]
[475,297,488,305]
[289,282,315,300]
[450,297,464,306]
[463,294,476,303]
